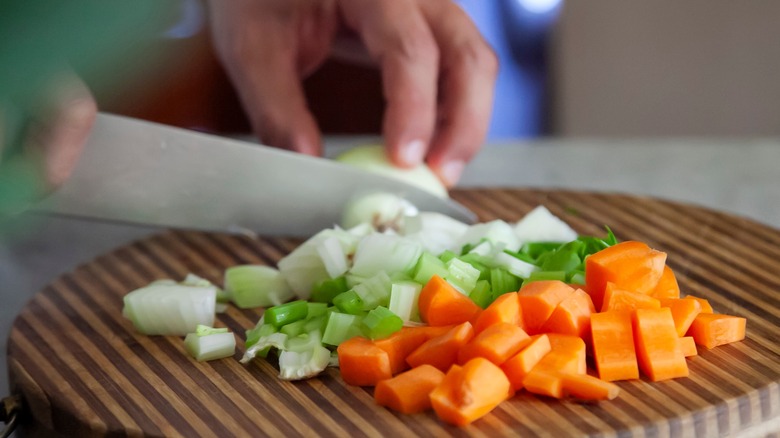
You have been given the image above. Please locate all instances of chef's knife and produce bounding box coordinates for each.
[33,113,476,236]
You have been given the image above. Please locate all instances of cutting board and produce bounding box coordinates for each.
[7,189,780,437]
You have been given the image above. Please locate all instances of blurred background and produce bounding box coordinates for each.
[69,0,780,140]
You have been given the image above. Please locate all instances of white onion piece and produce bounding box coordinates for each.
[514,205,578,244]
[341,192,418,231]
[123,284,216,336]
[454,220,521,253]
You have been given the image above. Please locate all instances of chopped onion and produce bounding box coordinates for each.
[455,220,521,253]
[123,284,216,336]
[341,192,419,231]
[514,205,578,244]
[316,236,349,279]
[224,265,293,308]
[402,212,469,255]
[350,233,423,278]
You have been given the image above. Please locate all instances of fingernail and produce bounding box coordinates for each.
[400,139,426,167]
[438,159,465,187]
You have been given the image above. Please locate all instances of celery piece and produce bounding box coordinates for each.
[245,323,277,350]
[322,312,362,346]
[311,276,349,304]
[457,254,492,280]
[490,268,521,299]
[224,265,293,309]
[196,325,228,337]
[241,332,288,363]
[412,252,450,285]
[363,306,403,340]
[264,300,309,328]
[316,236,350,279]
[469,280,493,309]
[307,302,329,319]
[333,290,365,315]
[184,331,236,362]
[439,250,458,263]
[527,270,568,283]
[353,271,392,310]
[445,258,480,295]
[540,241,584,272]
[350,233,423,278]
[278,344,331,380]
[520,242,563,261]
[286,330,323,354]
[388,281,423,322]
[303,314,327,333]
[568,270,586,286]
[280,319,308,337]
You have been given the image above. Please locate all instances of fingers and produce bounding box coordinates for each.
[419,0,498,187]
[208,0,337,155]
[339,0,439,168]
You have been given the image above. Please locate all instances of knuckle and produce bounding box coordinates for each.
[453,39,498,77]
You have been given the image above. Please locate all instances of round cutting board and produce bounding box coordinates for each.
[7,189,780,437]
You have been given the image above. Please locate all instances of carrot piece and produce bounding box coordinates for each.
[560,373,621,401]
[522,369,564,398]
[684,295,714,314]
[632,308,689,381]
[679,336,698,357]
[536,334,587,375]
[408,325,456,340]
[457,322,530,365]
[374,364,445,414]
[687,313,746,349]
[473,292,523,333]
[651,265,681,299]
[590,311,639,381]
[373,327,431,375]
[430,358,511,426]
[418,275,482,326]
[585,241,667,310]
[601,282,661,313]
[501,334,552,391]
[406,322,475,372]
[337,337,393,386]
[540,288,595,340]
[659,298,702,337]
[518,280,575,334]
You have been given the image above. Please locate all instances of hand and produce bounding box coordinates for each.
[0,74,96,213]
[208,0,497,187]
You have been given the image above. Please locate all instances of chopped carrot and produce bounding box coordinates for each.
[501,334,552,391]
[457,322,530,365]
[632,308,689,381]
[590,311,639,381]
[374,364,445,414]
[560,373,621,401]
[418,275,482,326]
[473,292,523,333]
[430,358,511,426]
[536,334,587,375]
[684,295,714,314]
[687,313,746,349]
[540,288,595,340]
[601,282,661,313]
[373,327,431,375]
[337,337,393,386]
[407,325,456,340]
[679,336,698,357]
[518,280,575,334]
[522,369,564,398]
[406,322,475,372]
[651,265,681,299]
[659,298,702,337]
[585,241,667,310]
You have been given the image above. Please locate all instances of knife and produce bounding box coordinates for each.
[33,113,476,237]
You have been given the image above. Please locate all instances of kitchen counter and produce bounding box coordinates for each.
[1,137,778,432]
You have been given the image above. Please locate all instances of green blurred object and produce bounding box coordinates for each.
[0,0,182,220]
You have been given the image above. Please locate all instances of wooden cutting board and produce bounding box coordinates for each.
[7,189,780,437]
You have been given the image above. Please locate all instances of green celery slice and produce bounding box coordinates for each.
[264,300,309,328]
[445,258,480,294]
[322,312,364,346]
[490,267,521,300]
[362,306,403,340]
[333,290,365,315]
[412,252,450,285]
[311,276,349,304]
[527,270,568,282]
[469,279,493,309]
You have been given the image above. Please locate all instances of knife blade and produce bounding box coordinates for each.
[33,113,476,236]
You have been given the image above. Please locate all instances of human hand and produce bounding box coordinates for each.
[0,74,96,214]
[208,0,497,187]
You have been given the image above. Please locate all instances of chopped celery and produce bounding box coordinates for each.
[184,331,236,362]
[412,252,450,284]
[224,265,293,309]
[322,312,364,346]
[303,314,327,333]
[333,290,364,315]
[350,233,423,278]
[469,280,493,309]
[445,258,480,295]
[520,242,563,260]
[311,276,349,304]
[278,345,332,380]
[307,302,329,319]
[286,330,323,353]
[457,254,492,280]
[539,241,583,272]
[388,281,423,322]
[195,325,228,336]
[568,270,586,286]
[352,271,392,310]
[316,236,349,278]
[264,300,308,328]
[494,251,538,278]
[363,306,403,340]
[241,332,288,363]
[245,323,277,350]
[527,270,568,283]
[280,319,308,337]
[439,250,458,263]
[490,268,521,299]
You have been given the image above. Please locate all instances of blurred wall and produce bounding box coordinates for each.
[550,1,780,137]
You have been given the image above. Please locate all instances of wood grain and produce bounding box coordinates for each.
[7,189,780,437]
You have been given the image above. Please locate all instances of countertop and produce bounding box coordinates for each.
[2,137,778,432]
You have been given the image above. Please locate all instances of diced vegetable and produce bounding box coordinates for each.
[184,325,236,362]
[224,265,293,309]
[687,313,746,349]
[123,283,216,336]
[501,334,551,391]
[473,292,523,333]
[457,322,529,365]
[388,281,422,322]
[517,280,575,334]
[540,288,595,340]
[659,298,702,337]
[513,205,578,245]
[590,311,639,381]
[406,322,475,372]
[372,327,431,374]
[374,364,445,414]
[264,300,309,328]
[337,336,393,386]
[684,295,714,313]
[322,312,364,346]
[350,233,422,279]
[632,308,689,381]
[362,306,403,340]
[537,334,587,375]
[651,266,681,299]
[601,282,661,313]
[418,275,482,327]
